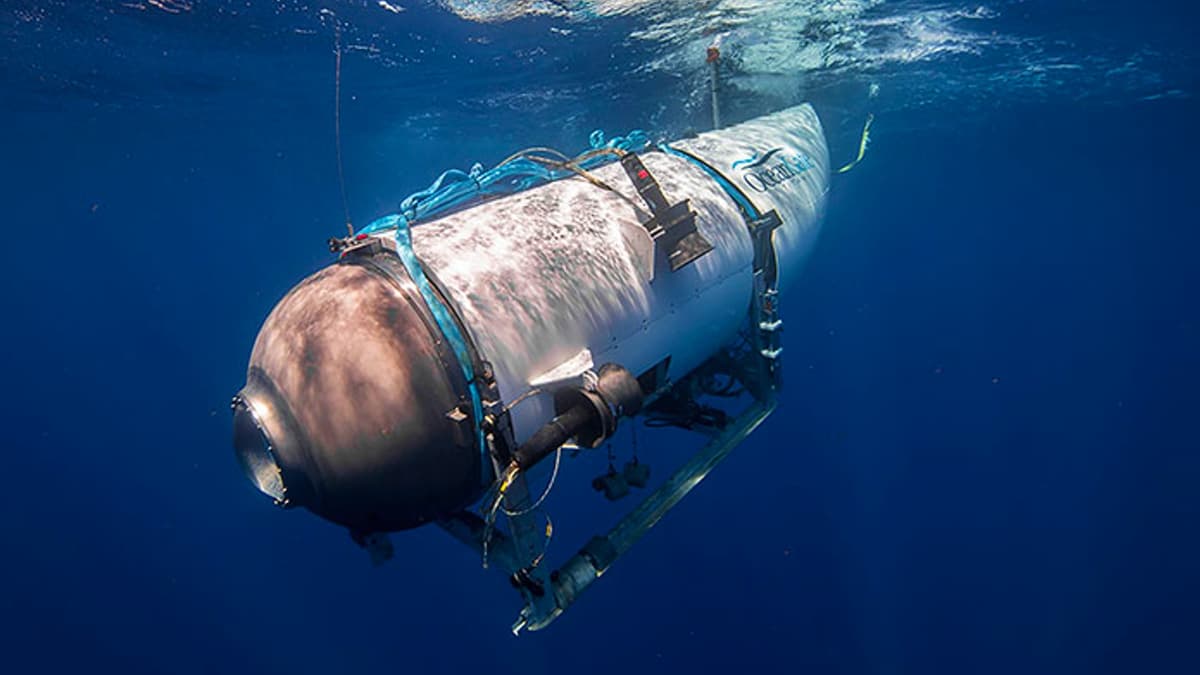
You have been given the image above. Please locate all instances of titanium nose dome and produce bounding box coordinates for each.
[232,257,485,532]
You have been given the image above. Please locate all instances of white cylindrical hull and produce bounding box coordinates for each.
[413,104,830,441]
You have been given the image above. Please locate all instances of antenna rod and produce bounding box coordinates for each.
[332,15,353,236]
[707,46,721,130]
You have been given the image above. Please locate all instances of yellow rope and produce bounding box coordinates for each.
[836,113,875,174]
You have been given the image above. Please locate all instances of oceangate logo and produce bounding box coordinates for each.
[731,148,784,170]
[731,146,814,192]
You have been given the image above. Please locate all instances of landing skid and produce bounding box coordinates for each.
[438,350,777,634]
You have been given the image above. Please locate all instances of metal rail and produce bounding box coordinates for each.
[513,396,776,633]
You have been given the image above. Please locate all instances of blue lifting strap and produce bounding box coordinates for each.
[361,214,489,481]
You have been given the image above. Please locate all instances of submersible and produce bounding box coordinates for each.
[233,104,830,631]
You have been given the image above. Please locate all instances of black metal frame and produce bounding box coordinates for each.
[438,336,779,633]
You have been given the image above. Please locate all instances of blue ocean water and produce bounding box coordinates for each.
[2,1,1198,673]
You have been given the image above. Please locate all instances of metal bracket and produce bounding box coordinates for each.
[749,210,785,392]
[620,153,713,272]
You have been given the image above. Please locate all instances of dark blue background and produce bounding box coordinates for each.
[2,2,1198,674]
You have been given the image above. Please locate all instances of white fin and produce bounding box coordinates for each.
[619,219,655,283]
[528,348,594,388]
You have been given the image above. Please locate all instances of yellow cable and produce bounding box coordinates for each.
[836,113,874,174]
